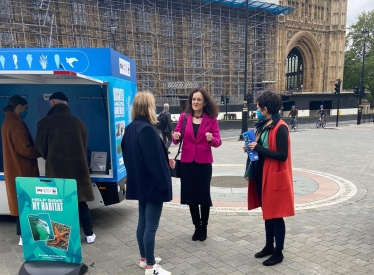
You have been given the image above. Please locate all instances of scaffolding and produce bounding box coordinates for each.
[0,0,293,105]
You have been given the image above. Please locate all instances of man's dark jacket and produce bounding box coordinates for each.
[121,116,172,202]
[35,104,94,202]
[161,110,173,133]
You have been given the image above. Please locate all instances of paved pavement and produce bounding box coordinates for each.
[1,122,374,274]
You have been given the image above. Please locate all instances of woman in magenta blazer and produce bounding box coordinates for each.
[172,87,221,242]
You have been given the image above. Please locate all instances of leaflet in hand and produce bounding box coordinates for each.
[243,129,259,162]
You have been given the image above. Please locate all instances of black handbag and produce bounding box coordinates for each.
[170,114,187,178]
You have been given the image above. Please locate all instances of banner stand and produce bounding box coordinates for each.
[19,261,88,275]
[16,177,87,275]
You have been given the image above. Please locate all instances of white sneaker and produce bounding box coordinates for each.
[86,233,96,244]
[145,264,171,275]
[18,237,22,246]
[139,257,162,268]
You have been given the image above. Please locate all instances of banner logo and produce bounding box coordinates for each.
[36,187,58,195]
[119,58,130,77]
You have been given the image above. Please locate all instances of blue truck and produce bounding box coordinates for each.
[0,48,137,214]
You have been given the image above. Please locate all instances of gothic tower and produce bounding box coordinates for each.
[277,0,348,93]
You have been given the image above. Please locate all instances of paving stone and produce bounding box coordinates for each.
[1,125,374,274]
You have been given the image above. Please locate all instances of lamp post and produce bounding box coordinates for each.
[240,0,249,140]
[110,19,117,51]
[357,27,369,125]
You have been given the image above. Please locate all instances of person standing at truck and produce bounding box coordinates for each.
[35,92,96,244]
[1,95,40,246]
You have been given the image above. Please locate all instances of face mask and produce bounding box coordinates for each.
[256,109,265,121]
[20,109,28,119]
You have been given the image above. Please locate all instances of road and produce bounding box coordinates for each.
[218,119,361,140]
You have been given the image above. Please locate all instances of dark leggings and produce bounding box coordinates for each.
[265,218,285,250]
[189,205,210,226]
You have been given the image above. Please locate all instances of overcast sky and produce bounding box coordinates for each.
[346,0,374,27]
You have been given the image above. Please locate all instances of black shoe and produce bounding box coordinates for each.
[263,251,284,266]
[199,226,207,241]
[192,226,200,241]
[255,246,274,258]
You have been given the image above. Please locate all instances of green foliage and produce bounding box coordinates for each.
[344,10,374,106]
[367,93,372,103]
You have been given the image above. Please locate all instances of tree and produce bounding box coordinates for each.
[343,10,374,106]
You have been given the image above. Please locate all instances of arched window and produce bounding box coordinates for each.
[286,48,303,90]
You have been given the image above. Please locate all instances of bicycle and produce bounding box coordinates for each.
[316,116,326,128]
[289,117,298,131]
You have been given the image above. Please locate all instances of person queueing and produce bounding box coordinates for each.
[173,87,221,242]
[1,95,40,246]
[35,92,96,244]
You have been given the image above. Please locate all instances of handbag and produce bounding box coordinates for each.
[170,114,187,178]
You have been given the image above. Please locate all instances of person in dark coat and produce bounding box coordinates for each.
[35,92,96,244]
[1,95,40,246]
[121,92,173,275]
[160,103,173,153]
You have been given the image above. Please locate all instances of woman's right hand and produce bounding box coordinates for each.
[169,159,176,169]
[174,132,181,140]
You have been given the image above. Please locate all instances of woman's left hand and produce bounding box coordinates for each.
[169,159,176,169]
[249,142,257,150]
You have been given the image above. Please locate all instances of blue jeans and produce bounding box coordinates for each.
[137,201,163,265]
[290,117,297,126]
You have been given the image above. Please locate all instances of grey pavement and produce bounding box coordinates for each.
[1,122,374,274]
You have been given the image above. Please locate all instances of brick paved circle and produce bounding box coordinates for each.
[210,175,318,196]
[167,166,358,213]
[210,176,247,188]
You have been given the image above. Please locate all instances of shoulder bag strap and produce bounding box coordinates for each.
[174,113,187,160]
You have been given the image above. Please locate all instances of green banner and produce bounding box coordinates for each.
[16,177,82,264]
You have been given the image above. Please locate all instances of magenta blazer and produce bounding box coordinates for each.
[172,113,222,163]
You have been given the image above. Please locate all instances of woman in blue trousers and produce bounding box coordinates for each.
[121,92,174,275]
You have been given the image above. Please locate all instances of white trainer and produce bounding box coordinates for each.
[86,233,96,244]
[139,257,162,268]
[145,264,171,275]
[18,237,22,246]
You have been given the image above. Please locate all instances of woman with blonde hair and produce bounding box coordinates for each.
[121,92,174,275]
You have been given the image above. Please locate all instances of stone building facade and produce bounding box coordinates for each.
[0,0,348,98]
[277,0,347,93]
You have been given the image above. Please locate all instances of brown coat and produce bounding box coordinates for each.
[1,112,40,216]
[35,104,94,202]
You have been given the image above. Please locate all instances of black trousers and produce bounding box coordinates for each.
[16,216,21,236]
[78,201,94,236]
